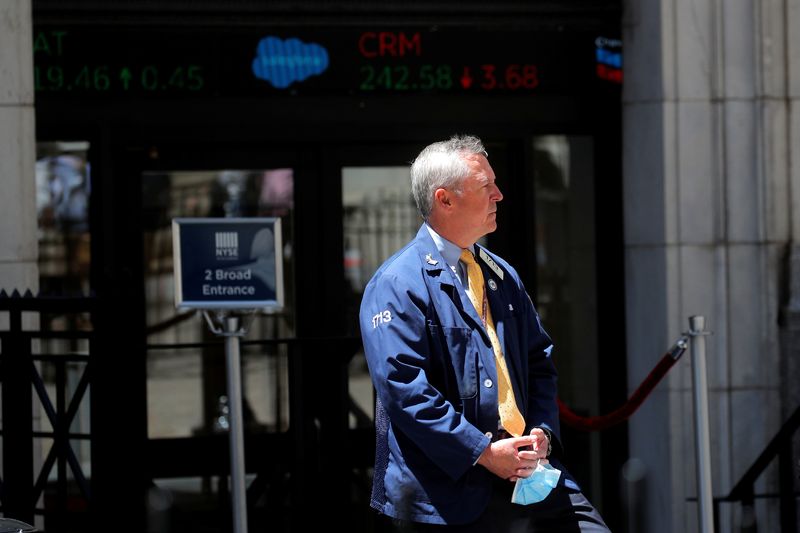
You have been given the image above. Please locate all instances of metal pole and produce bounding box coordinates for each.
[688,315,714,533]
[224,315,249,533]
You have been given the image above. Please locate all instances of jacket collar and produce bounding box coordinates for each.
[410,225,485,328]
[412,224,457,285]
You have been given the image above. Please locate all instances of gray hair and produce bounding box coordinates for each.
[410,134,487,219]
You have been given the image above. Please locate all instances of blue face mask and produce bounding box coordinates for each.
[511,461,561,505]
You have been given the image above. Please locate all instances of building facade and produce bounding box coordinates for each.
[623,0,800,531]
[0,0,797,531]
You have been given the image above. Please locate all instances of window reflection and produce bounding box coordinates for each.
[533,136,598,413]
[36,142,91,296]
[341,166,419,427]
[142,169,294,439]
[342,167,418,294]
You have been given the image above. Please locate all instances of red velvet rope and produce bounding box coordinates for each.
[558,341,687,432]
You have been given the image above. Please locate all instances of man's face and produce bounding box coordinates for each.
[451,154,503,243]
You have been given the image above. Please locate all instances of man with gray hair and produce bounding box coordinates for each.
[360,135,609,531]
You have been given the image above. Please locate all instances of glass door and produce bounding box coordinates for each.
[529,135,602,498]
[341,165,419,430]
[138,157,299,531]
[142,167,296,439]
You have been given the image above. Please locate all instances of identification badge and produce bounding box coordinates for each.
[478,248,504,280]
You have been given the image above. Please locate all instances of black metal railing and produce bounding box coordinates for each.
[714,406,800,532]
[0,290,96,530]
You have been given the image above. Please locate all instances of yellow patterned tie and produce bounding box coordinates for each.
[460,249,526,437]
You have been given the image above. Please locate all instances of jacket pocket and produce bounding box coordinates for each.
[427,325,477,399]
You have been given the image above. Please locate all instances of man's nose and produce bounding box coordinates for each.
[492,185,504,202]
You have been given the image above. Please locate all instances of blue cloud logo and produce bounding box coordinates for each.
[252,36,330,89]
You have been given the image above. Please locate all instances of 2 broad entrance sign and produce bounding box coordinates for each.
[172,217,284,533]
[173,217,284,310]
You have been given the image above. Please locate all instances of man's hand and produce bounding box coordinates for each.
[476,435,544,481]
[530,427,551,459]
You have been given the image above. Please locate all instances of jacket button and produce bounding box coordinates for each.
[484,379,493,388]
[484,431,493,439]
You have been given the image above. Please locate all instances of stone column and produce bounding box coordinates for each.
[623,0,795,531]
[0,2,39,529]
[0,0,37,295]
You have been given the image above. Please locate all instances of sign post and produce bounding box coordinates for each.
[172,218,284,533]
[224,314,247,533]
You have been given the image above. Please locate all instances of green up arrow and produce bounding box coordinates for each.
[119,67,132,90]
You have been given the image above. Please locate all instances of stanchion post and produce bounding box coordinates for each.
[224,314,249,533]
[688,315,714,533]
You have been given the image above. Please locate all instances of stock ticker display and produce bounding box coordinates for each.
[33,27,622,99]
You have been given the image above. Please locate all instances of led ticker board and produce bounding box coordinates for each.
[33,27,619,98]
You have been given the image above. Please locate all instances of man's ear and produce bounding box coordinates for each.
[434,188,452,209]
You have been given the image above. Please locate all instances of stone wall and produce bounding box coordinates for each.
[623,0,798,531]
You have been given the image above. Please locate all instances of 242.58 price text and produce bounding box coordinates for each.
[358,63,539,91]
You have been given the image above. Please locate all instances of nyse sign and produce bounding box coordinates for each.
[172,218,284,310]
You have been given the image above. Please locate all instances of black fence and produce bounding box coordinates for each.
[0,291,94,530]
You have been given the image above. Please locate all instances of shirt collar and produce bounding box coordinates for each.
[425,224,473,280]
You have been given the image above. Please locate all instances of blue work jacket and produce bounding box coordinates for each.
[360,225,572,525]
